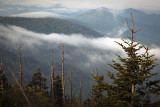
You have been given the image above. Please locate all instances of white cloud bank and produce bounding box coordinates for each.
[0,25,123,52]
[0,25,160,69]
[48,8,81,13]
[10,11,63,18]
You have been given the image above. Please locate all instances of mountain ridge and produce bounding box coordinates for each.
[70,7,160,45]
[0,16,103,37]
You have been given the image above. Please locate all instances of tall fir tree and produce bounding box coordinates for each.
[91,13,160,107]
[105,13,160,106]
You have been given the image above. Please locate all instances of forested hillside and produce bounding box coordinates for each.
[0,16,102,37]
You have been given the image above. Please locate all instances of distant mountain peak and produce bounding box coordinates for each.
[96,7,109,11]
[123,8,145,14]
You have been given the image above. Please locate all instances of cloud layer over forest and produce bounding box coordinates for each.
[0,25,160,71]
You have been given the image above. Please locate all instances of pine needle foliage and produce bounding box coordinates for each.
[91,13,160,107]
[90,74,106,107]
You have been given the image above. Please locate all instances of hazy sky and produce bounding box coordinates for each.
[1,0,160,10]
[0,0,160,16]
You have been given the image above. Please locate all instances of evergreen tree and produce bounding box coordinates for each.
[0,68,10,96]
[54,74,63,107]
[91,14,160,107]
[27,68,47,95]
[26,69,52,107]
[105,13,160,106]
[90,74,107,107]
[0,58,13,106]
[0,57,10,95]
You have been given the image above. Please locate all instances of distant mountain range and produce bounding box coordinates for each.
[72,7,118,34]
[69,8,160,46]
[1,8,160,46]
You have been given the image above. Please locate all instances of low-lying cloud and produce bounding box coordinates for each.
[0,25,160,71]
[0,25,123,51]
[10,11,63,18]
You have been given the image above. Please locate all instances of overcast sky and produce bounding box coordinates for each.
[0,0,160,16]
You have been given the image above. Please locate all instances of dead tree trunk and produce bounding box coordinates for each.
[61,43,65,105]
[40,77,42,91]
[50,49,55,98]
[41,77,45,92]
[91,69,94,88]
[0,57,4,96]
[79,80,82,104]
[96,67,99,77]
[91,69,94,107]
[10,70,32,107]
[70,67,72,105]
[19,47,22,86]
[0,57,2,72]
[0,79,4,96]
